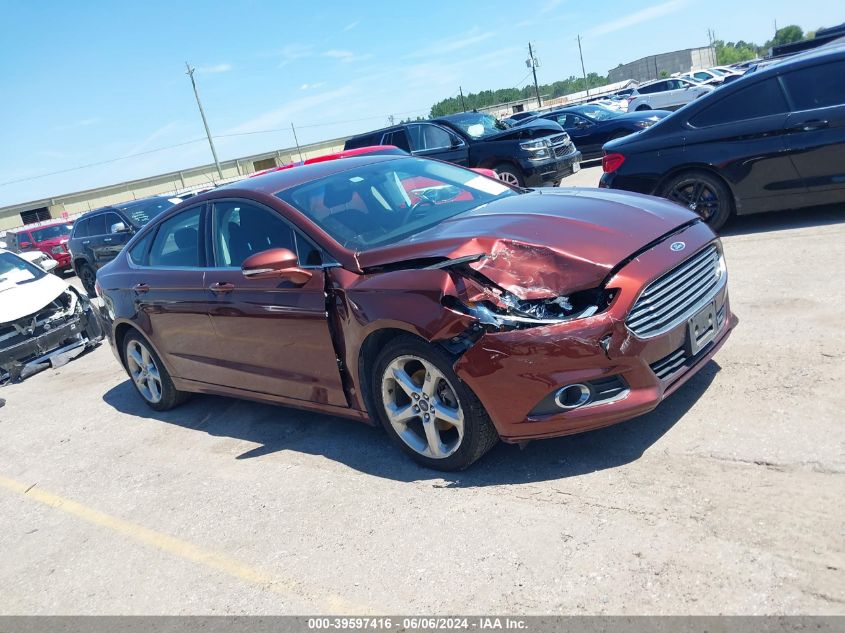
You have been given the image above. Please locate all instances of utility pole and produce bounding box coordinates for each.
[185,62,223,180]
[576,35,589,97]
[527,43,541,107]
[290,123,304,163]
[459,86,467,112]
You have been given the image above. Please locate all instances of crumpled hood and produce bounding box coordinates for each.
[357,187,698,299]
[0,271,70,323]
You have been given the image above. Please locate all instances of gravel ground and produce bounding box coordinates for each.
[0,168,843,614]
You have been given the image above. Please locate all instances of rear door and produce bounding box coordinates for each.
[685,77,802,212]
[406,123,470,166]
[85,214,109,268]
[131,204,216,380]
[780,59,845,204]
[202,198,346,404]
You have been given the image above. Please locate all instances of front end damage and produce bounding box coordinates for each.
[0,288,103,384]
[342,219,736,443]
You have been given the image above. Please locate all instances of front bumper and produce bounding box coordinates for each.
[0,291,103,383]
[521,147,582,187]
[454,221,736,442]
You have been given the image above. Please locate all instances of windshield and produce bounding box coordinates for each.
[443,112,507,140]
[117,198,177,227]
[573,105,620,121]
[30,223,73,242]
[276,157,518,251]
[0,251,45,286]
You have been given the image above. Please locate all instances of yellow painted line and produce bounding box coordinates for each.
[0,474,366,614]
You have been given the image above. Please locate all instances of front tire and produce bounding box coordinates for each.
[78,263,97,297]
[372,335,498,470]
[659,170,733,230]
[123,331,188,411]
[493,163,525,188]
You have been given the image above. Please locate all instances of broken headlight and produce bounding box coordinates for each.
[444,287,617,329]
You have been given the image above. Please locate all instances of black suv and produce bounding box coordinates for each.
[345,112,581,187]
[68,196,180,295]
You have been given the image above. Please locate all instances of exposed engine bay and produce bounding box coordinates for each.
[0,287,103,384]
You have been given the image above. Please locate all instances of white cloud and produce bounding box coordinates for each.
[227,85,357,135]
[405,27,497,59]
[586,0,687,38]
[197,63,232,74]
[300,82,327,91]
[125,121,182,156]
[343,20,360,32]
[540,0,566,14]
[277,44,313,67]
[324,49,354,59]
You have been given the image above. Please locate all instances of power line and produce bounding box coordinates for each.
[0,108,433,189]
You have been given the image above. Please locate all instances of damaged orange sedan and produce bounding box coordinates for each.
[96,155,736,470]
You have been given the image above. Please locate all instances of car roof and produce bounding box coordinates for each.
[211,154,404,198]
[75,195,172,221]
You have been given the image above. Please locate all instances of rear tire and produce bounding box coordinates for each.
[493,163,525,188]
[78,263,97,297]
[123,331,189,411]
[659,170,733,231]
[635,104,651,111]
[372,335,498,471]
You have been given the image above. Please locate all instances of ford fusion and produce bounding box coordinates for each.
[96,155,736,470]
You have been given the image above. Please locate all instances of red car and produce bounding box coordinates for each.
[4,220,74,272]
[251,145,501,180]
[96,155,736,470]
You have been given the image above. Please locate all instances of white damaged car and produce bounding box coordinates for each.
[0,249,102,384]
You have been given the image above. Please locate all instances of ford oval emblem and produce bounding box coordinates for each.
[670,241,686,252]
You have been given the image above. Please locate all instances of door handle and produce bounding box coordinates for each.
[82,240,90,245]
[791,119,829,132]
[133,283,150,294]
[209,282,235,293]
[104,237,113,242]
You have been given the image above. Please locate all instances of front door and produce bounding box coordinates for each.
[203,199,346,405]
[99,211,133,264]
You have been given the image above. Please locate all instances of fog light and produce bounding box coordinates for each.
[554,384,592,410]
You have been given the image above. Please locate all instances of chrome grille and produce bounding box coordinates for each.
[550,134,568,145]
[649,303,727,380]
[554,143,572,158]
[627,244,723,338]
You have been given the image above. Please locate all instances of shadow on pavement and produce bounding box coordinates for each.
[721,203,845,237]
[103,360,720,486]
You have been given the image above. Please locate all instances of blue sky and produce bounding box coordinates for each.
[0,0,840,206]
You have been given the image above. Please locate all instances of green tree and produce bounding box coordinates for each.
[768,25,804,47]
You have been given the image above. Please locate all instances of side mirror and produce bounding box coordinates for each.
[450,136,463,148]
[576,121,590,129]
[20,241,32,249]
[111,222,131,234]
[241,248,313,285]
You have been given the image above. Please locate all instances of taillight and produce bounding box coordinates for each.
[94,280,103,298]
[602,153,626,173]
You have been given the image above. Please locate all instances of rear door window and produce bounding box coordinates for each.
[148,207,203,268]
[689,78,789,127]
[781,60,845,111]
[87,214,107,236]
[407,124,453,151]
[381,129,411,152]
[72,218,90,239]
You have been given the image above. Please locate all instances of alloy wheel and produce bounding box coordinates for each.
[380,355,465,459]
[496,170,521,187]
[126,339,163,404]
[667,178,720,222]
[81,267,96,295]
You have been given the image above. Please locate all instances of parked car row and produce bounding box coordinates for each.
[345,111,582,187]
[600,42,845,229]
[3,220,74,273]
